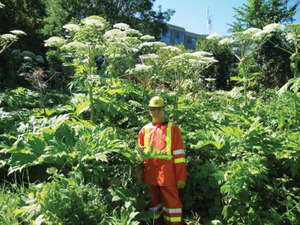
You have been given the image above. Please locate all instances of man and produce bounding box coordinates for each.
[138,96,187,225]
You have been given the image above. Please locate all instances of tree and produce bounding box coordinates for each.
[0,0,46,53]
[229,0,299,32]
[42,0,174,38]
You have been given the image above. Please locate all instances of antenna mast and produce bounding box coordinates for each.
[206,5,211,34]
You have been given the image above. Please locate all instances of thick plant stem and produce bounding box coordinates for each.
[88,85,96,123]
[40,91,47,116]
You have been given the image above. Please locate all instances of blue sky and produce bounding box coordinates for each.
[153,0,300,35]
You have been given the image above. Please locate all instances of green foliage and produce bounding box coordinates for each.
[229,0,299,32]
[196,36,238,90]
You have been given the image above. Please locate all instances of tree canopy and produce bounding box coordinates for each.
[42,0,174,38]
[229,0,299,32]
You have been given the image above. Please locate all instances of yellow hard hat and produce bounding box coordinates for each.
[148,96,164,107]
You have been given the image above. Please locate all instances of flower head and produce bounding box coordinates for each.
[63,24,80,32]
[10,30,26,36]
[252,30,271,40]
[243,28,261,35]
[113,23,130,30]
[140,35,155,41]
[44,36,66,47]
[83,18,104,27]
[140,54,158,60]
[1,34,17,41]
[126,28,142,37]
[161,46,182,52]
[219,37,234,45]
[263,23,284,33]
[206,33,222,40]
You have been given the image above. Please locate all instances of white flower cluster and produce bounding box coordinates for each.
[252,23,285,40]
[10,30,26,36]
[1,34,18,42]
[243,28,261,35]
[219,37,234,45]
[173,51,213,59]
[61,41,88,51]
[206,33,222,40]
[161,46,182,52]
[127,64,152,73]
[83,18,104,27]
[107,53,126,59]
[126,28,142,37]
[104,29,125,40]
[140,54,158,60]
[139,41,167,48]
[0,2,4,8]
[140,35,155,41]
[285,32,299,43]
[113,23,130,30]
[63,24,80,32]
[44,36,66,47]
[264,23,285,33]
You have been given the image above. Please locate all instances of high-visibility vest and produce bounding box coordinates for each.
[144,122,173,156]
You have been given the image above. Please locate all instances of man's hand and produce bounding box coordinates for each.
[176,180,186,189]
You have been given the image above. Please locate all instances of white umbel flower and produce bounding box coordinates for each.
[113,23,130,30]
[263,23,284,32]
[140,41,166,48]
[104,29,125,39]
[206,33,222,40]
[1,34,17,41]
[140,35,155,41]
[83,18,104,27]
[63,24,80,32]
[10,30,26,35]
[243,28,261,35]
[219,37,234,45]
[162,46,182,52]
[44,36,66,47]
[140,54,158,60]
[135,64,152,71]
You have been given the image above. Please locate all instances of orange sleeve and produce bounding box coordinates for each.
[172,124,187,181]
[138,127,144,146]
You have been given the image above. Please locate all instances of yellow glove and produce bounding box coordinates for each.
[176,180,186,189]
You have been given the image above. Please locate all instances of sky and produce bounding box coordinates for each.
[153,0,300,36]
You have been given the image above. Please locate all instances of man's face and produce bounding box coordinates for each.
[149,107,164,120]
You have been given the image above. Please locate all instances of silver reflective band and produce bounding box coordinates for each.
[163,206,182,214]
[173,149,185,155]
[150,203,162,211]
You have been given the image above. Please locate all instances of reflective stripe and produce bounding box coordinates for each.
[144,127,150,152]
[143,122,173,156]
[166,122,172,155]
[164,215,181,222]
[173,149,185,155]
[150,203,162,211]
[163,207,182,214]
[174,157,186,164]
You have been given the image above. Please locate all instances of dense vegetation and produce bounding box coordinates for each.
[1,1,300,224]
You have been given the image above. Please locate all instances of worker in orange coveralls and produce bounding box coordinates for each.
[138,96,187,225]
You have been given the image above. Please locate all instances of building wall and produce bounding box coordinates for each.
[160,24,206,50]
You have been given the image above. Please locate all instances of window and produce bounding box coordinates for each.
[187,37,197,45]
[161,30,171,44]
[175,32,184,45]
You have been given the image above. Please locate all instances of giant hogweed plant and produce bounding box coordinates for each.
[45,16,109,123]
[128,42,218,120]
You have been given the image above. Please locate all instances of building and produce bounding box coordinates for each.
[160,24,206,50]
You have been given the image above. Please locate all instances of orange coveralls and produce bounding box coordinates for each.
[138,121,187,225]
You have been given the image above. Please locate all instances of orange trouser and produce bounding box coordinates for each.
[149,185,183,225]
